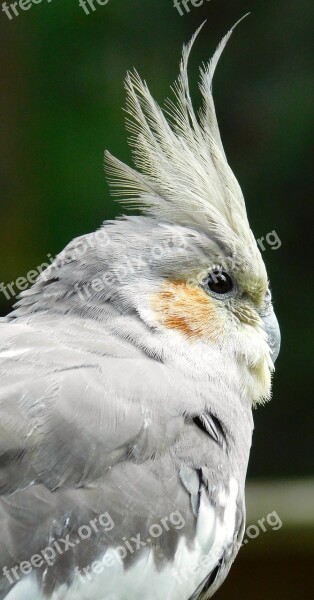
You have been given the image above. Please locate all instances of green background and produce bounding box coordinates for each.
[0,1,313,597]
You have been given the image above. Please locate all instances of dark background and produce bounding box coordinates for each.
[0,0,313,598]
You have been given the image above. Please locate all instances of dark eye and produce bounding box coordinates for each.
[204,270,234,295]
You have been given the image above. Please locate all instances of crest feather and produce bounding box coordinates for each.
[105,17,266,277]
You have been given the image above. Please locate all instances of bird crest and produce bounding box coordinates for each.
[105,18,267,288]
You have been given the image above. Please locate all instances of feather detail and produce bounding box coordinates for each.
[105,16,265,281]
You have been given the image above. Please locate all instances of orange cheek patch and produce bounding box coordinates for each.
[151,280,224,342]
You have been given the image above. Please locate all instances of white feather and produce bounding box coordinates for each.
[5,480,238,600]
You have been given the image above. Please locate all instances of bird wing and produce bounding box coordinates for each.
[0,316,187,494]
[0,317,243,600]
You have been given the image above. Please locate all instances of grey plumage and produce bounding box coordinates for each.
[0,20,279,600]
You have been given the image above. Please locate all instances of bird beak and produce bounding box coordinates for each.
[261,307,281,362]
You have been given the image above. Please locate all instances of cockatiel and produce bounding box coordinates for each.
[0,20,280,600]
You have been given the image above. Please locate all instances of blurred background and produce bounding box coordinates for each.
[0,0,313,597]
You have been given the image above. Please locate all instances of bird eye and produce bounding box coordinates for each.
[204,269,234,296]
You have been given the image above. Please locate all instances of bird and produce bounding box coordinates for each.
[0,19,280,600]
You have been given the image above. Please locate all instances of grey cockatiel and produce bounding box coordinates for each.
[0,21,280,600]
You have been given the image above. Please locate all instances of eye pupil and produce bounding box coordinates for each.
[205,270,233,295]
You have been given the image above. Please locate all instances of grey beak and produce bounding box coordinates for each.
[261,308,281,362]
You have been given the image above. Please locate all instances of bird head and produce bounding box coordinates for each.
[15,21,280,408]
[103,21,280,406]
